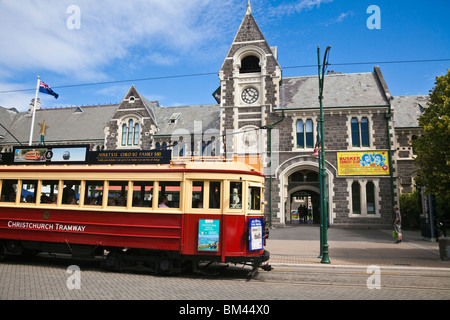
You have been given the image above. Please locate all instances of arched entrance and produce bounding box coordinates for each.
[288,189,320,224]
[276,157,335,226]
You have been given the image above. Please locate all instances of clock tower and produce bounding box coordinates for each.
[219,1,282,156]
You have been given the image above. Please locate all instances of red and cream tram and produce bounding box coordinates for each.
[0,148,270,275]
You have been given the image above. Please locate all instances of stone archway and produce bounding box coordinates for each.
[275,156,336,226]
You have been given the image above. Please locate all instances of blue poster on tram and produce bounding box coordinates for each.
[249,218,263,251]
[198,219,220,251]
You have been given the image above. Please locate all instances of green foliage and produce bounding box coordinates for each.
[399,190,420,230]
[412,69,450,207]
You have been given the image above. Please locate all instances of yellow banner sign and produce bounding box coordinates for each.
[337,151,390,176]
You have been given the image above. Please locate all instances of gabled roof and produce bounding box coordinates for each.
[278,69,390,110]
[0,104,118,145]
[391,95,429,128]
[220,2,281,73]
[116,85,158,125]
[154,104,220,137]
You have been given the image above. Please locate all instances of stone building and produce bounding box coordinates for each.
[390,95,428,194]
[0,3,426,227]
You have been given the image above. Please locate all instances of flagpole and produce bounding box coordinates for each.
[29,76,40,146]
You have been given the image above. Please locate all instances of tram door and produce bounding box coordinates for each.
[187,181,223,255]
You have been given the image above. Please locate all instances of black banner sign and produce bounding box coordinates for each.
[88,149,171,164]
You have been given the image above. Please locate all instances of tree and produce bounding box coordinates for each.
[399,190,420,230]
[413,69,450,220]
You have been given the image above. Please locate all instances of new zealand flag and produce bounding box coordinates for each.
[39,80,59,99]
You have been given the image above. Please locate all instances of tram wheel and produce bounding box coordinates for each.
[104,250,123,271]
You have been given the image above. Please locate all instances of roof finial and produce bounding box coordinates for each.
[246,0,251,15]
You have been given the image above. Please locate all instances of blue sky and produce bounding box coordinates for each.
[0,0,449,112]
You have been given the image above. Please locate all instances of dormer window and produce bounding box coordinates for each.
[169,113,181,124]
[73,107,84,114]
[240,55,261,74]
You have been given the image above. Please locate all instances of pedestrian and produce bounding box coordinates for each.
[302,205,308,223]
[393,205,402,244]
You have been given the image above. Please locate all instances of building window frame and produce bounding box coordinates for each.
[348,179,380,217]
[349,115,372,149]
[120,117,141,148]
[295,117,317,150]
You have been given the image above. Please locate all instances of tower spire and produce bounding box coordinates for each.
[246,0,251,15]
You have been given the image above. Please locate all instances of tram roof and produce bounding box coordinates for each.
[0,158,264,176]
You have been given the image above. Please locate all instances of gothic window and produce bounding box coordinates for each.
[296,119,314,148]
[127,119,134,145]
[240,55,261,73]
[361,118,369,147]
[305,120,314,148]
[121,124,127,146]
[349,180,379,216]
[352,181,361,214]
[351,118,360,147]
[366,181,375,214]
[296,120,304,148]
[121,118,140,147]
[351,117,370,147]
[133,123,140,145]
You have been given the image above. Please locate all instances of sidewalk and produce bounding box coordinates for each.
[265,225,450,269]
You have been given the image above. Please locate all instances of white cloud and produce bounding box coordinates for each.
[268,0,333,17]
[0,82,36,110]
[323,11,353,26]
[0,0,242,81]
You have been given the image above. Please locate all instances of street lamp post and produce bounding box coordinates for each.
[317,46,331,264]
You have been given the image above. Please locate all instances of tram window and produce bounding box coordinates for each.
[1,179,18,202]
[85,181,104,206]
[230,182,242,209]
[108,181,128,207]
[158,181,180,208]
[192,181,204,208]
[248,187,261,210]
[21,180,38,203]
[40,180,59,204]
[62,180,80,205]
[209,181,221,209]
[132,181,153,207]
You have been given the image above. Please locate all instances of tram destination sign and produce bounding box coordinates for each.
[88,149,171,164]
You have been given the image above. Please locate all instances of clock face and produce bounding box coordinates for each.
[241,87,259,104]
